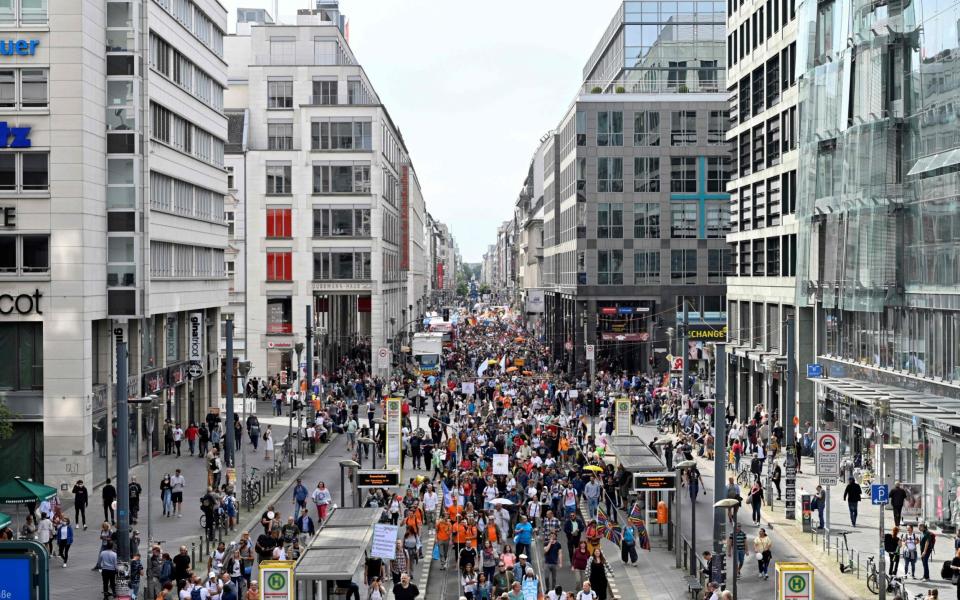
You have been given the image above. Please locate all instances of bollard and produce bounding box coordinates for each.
[191,542,196,566]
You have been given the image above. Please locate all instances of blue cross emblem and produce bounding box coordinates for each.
[669,156,730,238]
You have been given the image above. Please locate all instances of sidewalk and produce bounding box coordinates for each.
[48,403,336,600]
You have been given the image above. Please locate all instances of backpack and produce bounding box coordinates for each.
[263,432,269,441]
[942,560,953,580]
[201,496,212,509]
[190,587,202,600]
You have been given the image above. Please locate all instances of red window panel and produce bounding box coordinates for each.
[357,296,372,313]
[266,252,292,281]
[266,208,292,238]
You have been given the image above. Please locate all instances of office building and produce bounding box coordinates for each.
[0,0,230,488]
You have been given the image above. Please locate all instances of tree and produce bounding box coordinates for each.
[456,282,468,296]
[0,403,14,440]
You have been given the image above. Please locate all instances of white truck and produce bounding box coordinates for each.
[411,332,444,376]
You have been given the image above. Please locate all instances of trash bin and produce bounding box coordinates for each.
[801,493,812,532]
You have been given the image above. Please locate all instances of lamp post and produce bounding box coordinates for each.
[339,460,360,508]
[128,395,158,547]
[676,459,698,577]
[714,498,739,598]
[238,360,252,513]
[292,342,304,464]
[877,397,890,600]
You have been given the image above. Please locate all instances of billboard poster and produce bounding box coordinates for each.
[525,289,545,314]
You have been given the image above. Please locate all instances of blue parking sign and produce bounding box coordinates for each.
[871,484,889,505]
[807,363,823,378]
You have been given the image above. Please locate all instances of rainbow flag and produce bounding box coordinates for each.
[605,523,623,545]
[627,503,651,550]
[628,502,644,527]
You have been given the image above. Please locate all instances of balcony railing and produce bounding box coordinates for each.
[580,75,727,95]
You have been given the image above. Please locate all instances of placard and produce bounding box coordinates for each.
[461,382,476,395]
[370,524,398,560]
[492,454,509,475]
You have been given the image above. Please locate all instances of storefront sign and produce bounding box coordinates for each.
[0,40,39,56]
[525,289,545,314]
[165,314,179,363]
[0,289,42,314]
[188,312,203,363]
[686,324,728,342]
[0,122,31,148]
[600,332,649,342]
[169,363,187,386]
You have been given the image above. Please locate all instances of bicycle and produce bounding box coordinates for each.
[241,474,262,509]
[866,556,879,594]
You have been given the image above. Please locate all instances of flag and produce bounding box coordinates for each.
[637,520,651,551]
[628,502,644,527]
[477,360,488,378]
[499,355,507,371]
[605,523,623,546]
[595,505,610,536]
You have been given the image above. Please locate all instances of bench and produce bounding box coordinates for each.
[685,576,703,598]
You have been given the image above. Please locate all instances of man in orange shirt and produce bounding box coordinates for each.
[484,517,499,550]
[464,518,479,549]
[452,515,468,558]
[435,515,451,570]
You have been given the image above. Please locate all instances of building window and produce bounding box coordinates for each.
[634,250,661,284]
[597,250,623,285]
[314,39,341,65]
[0,0,47,25]
[267,122,293,150]
[266,208,292,238]
[0,152,48,192]
[0,68,47,109]
[266,163,292,194]
[597,111,623,146]
[597,158,623,192]
[313,207,371,237]
[0,323,42,391]
[597,203,623,238]
[708,248,732,283]
[706,157,730,193]
[269,37,296,64]
[633,202,661,238]
[671,249,697,284]
[313,250,372,280]
[224,210,235,236]
[312,164,371,194]
[752,239,766,275]
[767,237,781,275]
[311,120,372,150]
[708,111,727,145]
[634,111,660,146]
[670,203,698,238]
[0,234,47,274]
[347,80,371,105]
[312,79,338,105]
[670,111,697,145]
[576,111,586,146]
[266,251,292,281]
[705,202,730,238]
[266,297,293,334]
[670,157,697,193]
[634,157,660,192]
[267,79,293,109]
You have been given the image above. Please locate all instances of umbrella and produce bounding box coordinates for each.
[0,512,9,529]
[514,337,526,343]
[522,370,533,376]
[0,477,56,504]
[506,366,518,373]
[583,465,604,473]
[490,498,514,506]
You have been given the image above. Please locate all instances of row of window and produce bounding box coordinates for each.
[577,110,728,147]
[731,234,797,277]
[267,78,374,108]
[592,248,732,285]
[0,69,47,110]
[154,0,225,57]
[263,207,374,239]
[731,48,797,126]
[266,250,374,282]
[731,108,797,177]
[150,33,225,112]
[268,36,348,66]
[0,234,48,275]
[0,152,48,192]
[728,0,795,64]
[150,241,225,278]
[150,102,225,167]
[730,170,797,232]
[150,171,225,222]
[0,0,46,25]
[593,156,729,194]
[265,163,372,195]
[597,201,730,239]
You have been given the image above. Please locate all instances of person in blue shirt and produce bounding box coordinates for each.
[620,525,638,565]
[56,517,74,567]
[130,553,144,600]
[513,515,533,557]
[296,509,315,541]
[292,478,309,513]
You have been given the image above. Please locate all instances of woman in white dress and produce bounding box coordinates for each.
[264,426,274,461]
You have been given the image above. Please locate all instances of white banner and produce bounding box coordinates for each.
[525,289,545,314]
[188,312,204,363]
[461,382,476,395]
[492,454,509,475]
[370,524,398,560]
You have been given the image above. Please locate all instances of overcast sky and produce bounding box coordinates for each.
[224,0,620,261]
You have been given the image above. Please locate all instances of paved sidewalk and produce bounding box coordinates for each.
[47,403,333,600]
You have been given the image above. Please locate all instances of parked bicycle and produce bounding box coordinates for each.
[241,467,262,509]
[866,555,880,594]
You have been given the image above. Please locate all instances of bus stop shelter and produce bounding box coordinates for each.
[294,508,382,600]
[606,436,671,528]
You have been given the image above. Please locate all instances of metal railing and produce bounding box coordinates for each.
[580,76,727,95]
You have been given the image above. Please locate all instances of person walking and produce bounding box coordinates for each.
[56,517,73,567]
[812,484,826,529]
[100,541,119,598]
[543,533,563,590]
[311,481,332,522]
[173,423,184,457]
[890,482,909,527]
[586,548,608,600]
[620,523,638,566]
[102,478,117,524]
[753,528,772,580]
[842,477,861,527]
[170,468,185,518]
[902,524,920,578]
[264,427,274,461]
[920,522,936,581]
[72,480,89,530]
[771,463,782,500]
[129,477,142,525]
[884,526,901,576]
[293,479,309,514]
[37,512,54,555]
[747,481,764,526]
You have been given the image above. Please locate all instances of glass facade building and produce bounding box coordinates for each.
[796,0,960,528]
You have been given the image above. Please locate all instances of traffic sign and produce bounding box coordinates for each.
[819,476,838,486]
[671,356,684,371]
[815,431,840,477]
[775,562,813,600]
[871,483,889,505]
[187,362,204,379]
[585,344,595,361]
[377,347,391,369]
[806,363,823,378]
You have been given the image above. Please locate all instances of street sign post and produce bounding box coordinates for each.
[258,560,295,600]
[775,562,814,600]
[806,363,823,378]
[815,431,840,477]
[585,344,595,361]
[670,356,684,372]
[871,484,890,505]
[818,476,838,487]
[377,347,391,370]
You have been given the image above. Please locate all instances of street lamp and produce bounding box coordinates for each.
[238,360,253,515]
[129,394,158,545]
[877,398,890,600]
[715,498,740,598]
[291,343,304,464]
[677,459,698,577]
[339,459,360,508]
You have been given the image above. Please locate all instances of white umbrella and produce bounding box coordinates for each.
[490,498,514,506]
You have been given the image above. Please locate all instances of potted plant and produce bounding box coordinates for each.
[678,84,690,93]
[615,86,625,93]
[591,86,603,93]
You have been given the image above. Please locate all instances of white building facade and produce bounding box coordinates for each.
[0,0,229,488]
[225,6,427,380]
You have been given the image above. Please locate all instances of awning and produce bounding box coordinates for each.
[812,376,960,428]
[322,507,382,529]
[295,547,365,581]
[907,148,960,176]
[308,526,373,549]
